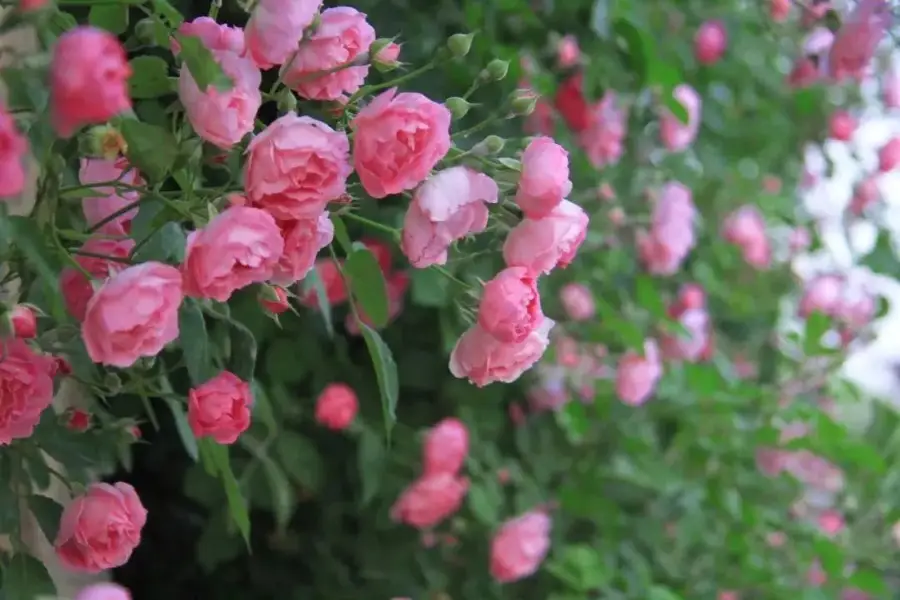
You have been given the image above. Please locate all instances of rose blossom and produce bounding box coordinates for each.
[315,383,358,430]
[827,0,889,82]
[79,157,143,232]
[817,509,844,536]
[449,318,555,387]
[771,0,790,21]
[829,111,856,141]
[351,88,452,198]
[850,176,880,215]
[423,417,469,475]
[246,114,351,220]
[0,106,28,199]
[75,583,132,600]
[722,205,770,269]
[490,510,552,583]
[390,472,469,529]
[694,20,727,65]
[60,235,135,321]
[50,27,132,138]
[173,17,244,54]
[82,262,182,368]
[662,307,710,362]
[616,339,663,406]
[659,84,701,152]
[515,136,572,219]
[283,7,376,101]
[0,340,55,444]
[55,482,147,573]
[579,91,627,168]
[637,181,696,275]
[559,283,595,321]
[271,213,334,285]
[477,267,543,343]
[182,206,284,301]
[878,137,900,172]
[245,0,322,69]
[554,73,591,133]
[556,35,580,68]
[799,274,844,318]
[503,200,589,275]
[401,166,499,268]
[188,371,252,444]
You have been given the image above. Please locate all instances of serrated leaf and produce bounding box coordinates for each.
[174,34,232,92]
[2,553,55,598]
[179,299,215,385]
[28,496,63,543]
[359,324,399,440]
[129,56,174,99]
[120,120,179,182]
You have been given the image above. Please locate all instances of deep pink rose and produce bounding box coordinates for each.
[559,283,595,321]
[390,472,468,529]
[828,0,888,81]
[79,157,143,232]
[449,318,554,387]
[477,267,543,343]
[829,110,856,141]
[82,262,183,368]
[315,383,358,430]
[182,206,284,301]
[556,35,580,68]
[616,339,662,406]
[722,205,770,269]
[245,0,322,69]
[659,84,701,152]
[60,235,136,321]
[503,200,588,275]
[9,305,37,339]
[490,510,551,583]
[423,417,469,476]
[515,136,572,219]
[271,213,334,285]
[879,137,900,172]
[0,106,28,199]
[188,370,252,444]
[55,482,147,573]
[0,340,55,445]
[694,20,727,65]
[246,114,351,220]
[351,88,452,198]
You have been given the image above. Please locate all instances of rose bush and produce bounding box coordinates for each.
[2,0,900,599]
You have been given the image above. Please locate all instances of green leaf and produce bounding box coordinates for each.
[2,553,55,598]
[330,215,353,255]
[357,427,385,506]
[88,4,128,35]
[301,267,334,338]
[129,199,186,263]
[3,216,65,321]
[849,569,887,595]
[635,275,666,318]
[196,510,243,572]
[556,401,589,443]
[359,324,399,440]
[242,436,294,530]
[179,299,215,385]
[861,231,898,277]
[612,19,648,85]
[803,310,833,356]
[813,537,843,577]
[648,586,683,600]
[174,34,232,92]
[0,455,18,536]
[27,496,64,542]
[590,0,611,37]
[120,119,179,182]
[250,381,278,433]
[129,56,174,99]
[467,482,501,526]
[225,318,257,382]
[198,438,250,545]
[274,431,324,493]
[547,544,610,591]
[149,0,184,28]
[163,396,199,461]
[411,267,450,307]
[345,246,389,328]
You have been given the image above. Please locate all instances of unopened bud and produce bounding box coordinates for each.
[509,89,538,116]
[447,33,475,58]
[481,135,505,154]
[276,88,298,113]
[4,305,37,339]
[260,286,290,314]
[371,39,401,72]
[483,59,509,81]
[87,125,127,159]
[444,97,471,120]
[134,18,159,46]
[103,372,123,395]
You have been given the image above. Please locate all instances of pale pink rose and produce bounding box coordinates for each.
[817,509,844,536]
[799,274,844,318]
[662,308,709,362]
[82,262,183,368]
[804,26,835,56]
[173,17,244,55]
[423,417,469,475]
[246,114,351,220]
[60,235,136,321]
[271,213,334,285]
[722,205,770,269]
[245,0,322,69]
[829,110,856,141]
[179,49,262,149]
[9,305,36,339]
[659,84,701,152]
[477,267,543,343]
[0,340,55,444]
[556,35,580,68]
[315,383,358,430]
[694,20,727,65]
[579,91,627,168]
[401,166,498,268]
[345,271,409,334]
[842,589,870,600]
[490,510,551,583]
[616,340,662,406]
[756,448,787,476]
[515,136,572,219]
[878,137,900,172]
[883,69,900,108]
[283,7,375,101]
[351,88,452,198]
[828,0,889,81]
[75,583,132,600]
[527,371,569,412]
[390,472,469,529]
[78,157,143,232]
[503,200,588,275]
[55,482,147,573]
[559,283,595,321]
[0,106,28,199]
[784,451,844,491]
[849,176,880,215]
[50,27,132,138]
[449,318,555,387]
[892,521,900,546]
[182,206,284,301]
[637,181,696,275]
[789,227,811,252]
[187,371,252,444]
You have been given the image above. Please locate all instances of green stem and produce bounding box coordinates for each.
[432,265,469,288]
[85,198,143,234]
[453,109,507,138]
[347,60,438,104]
[339,211,399,239]
[73,250,133,264]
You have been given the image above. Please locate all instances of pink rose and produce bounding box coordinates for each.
[771,0,790,20]
[55,482,147,573]
[827,0,888,81]
[884,68,900,108]
[82,262,183,368]
[490,510,551,583]
[272,213,334,285]
[616,339,662,406]
[75,583,132,600]
[849,176,880,215]
[283,7,376,101]
[503,200,588,275]
[351,88,452,198]
[401,166,498,268]
[817,509,844,536]
[182,206,284,301]
[50,27,132,138]
[804,26,835,56]
[246,114,351,220]
[0,340,55,444]
[722,205,770,269]
[315,383,358,430]
[694,20,727,65]
[662,307,709,362]
[559,283,595,321]
[579,91,627,168]
[390,472,468,529]
[477,267,543,343]
[637,181,696,275]
[174,17,244,54]
[879,137,900,172]
[799,274,844,318]
[179,49,262,149]
[245,0,322,69]
[515,136,572,219]
[423,417,469,475]
[79,157,143,232]
[829,110,856,141]
[659,84,701,152]
[449,318,555,387]
[188,371,252,444]
[60,235,135,321]
[0,106,28,199]
[8,305,36,339]
[556,35,580,68]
